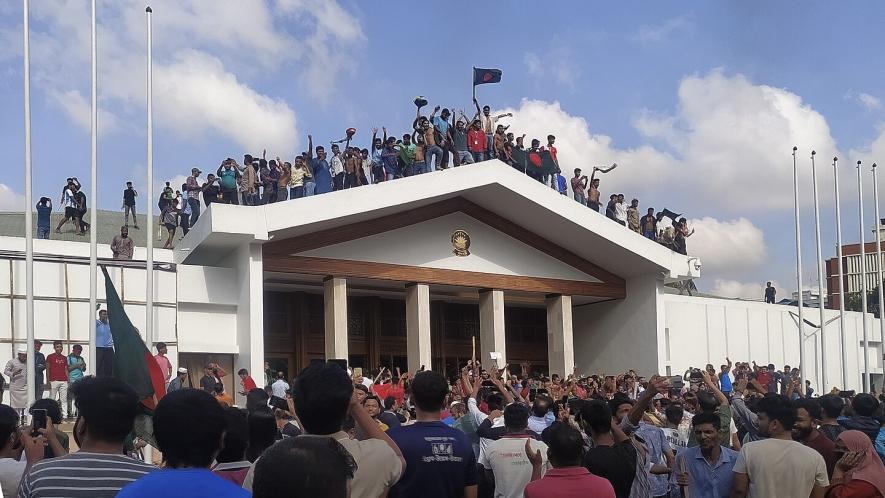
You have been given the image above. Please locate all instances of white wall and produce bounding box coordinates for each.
[573,274,663,376]
[661,294,882,392]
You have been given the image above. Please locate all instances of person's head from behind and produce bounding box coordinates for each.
[0,405,20,452]
[544,422,584,468]
[246,387,270,413]
[532,394,552,418]
[383,396,396,412]
[504,403,530,433]
[755,394,796,437]
[485,392,504,412]
[692,411,721,452]
[664,403,684,427]
[819,394,845,420]
[579,399,612,437]
[291,362,353,435]
[252,436,356,498]
[30,398,63,425]
[410,371,449,414]
[70,376,139,448]
[852,393,880,417]
[216,406,248,464]
[246,407,278,462]
[154,388,225,468]
[696,390,719,413]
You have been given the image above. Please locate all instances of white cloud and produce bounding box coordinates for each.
[155,51,298,156]
[845,90,881,111]
[523,45,580,88]
[710,279,773,300]
[48,89,119,134]
[633,15,693,44]
[0,184,26,211]
[686,217,767,275]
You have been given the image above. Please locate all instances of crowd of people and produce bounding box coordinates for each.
[33,96,692,255]
[0,348,882,498]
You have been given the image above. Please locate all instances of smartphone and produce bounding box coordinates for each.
[31,409,47,437]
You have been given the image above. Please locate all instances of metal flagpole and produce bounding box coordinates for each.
[872,163,883,393]
[857,160,870,392]
[793,147,807,395]
[834,157,848,389]
[88,0,98,375]
[23,0,36,412]
[811,151,828,391]
[145,6,154,351]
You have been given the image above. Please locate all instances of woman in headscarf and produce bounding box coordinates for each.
[826,430,885,498]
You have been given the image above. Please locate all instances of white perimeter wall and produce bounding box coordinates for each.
[662,294,882,392]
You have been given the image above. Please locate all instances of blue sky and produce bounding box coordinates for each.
[1,1,885,299]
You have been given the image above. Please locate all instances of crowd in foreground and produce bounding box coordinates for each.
[0,355,882,498]
[34,96,692,255]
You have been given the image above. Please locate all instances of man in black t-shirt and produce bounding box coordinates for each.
[202,174,220,206]
[764,282,777,304]
[123,181,139,229]
[580,399,637,498]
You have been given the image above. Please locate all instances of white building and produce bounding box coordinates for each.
[0,161,881,403]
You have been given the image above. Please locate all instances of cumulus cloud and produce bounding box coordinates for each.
[524,45,581,88]
[155,51,298,156]
[686,217,767,275]
[845,90,881,111]
[0,184,26,211]
[48,89,119,135]
[710,279,773,300]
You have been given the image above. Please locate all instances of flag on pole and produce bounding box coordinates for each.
[510,148,559,176]
[101,266,166,409]
[473,67,502,86]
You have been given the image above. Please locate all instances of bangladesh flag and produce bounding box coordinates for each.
[101,266,167,410]
[473,67,502,86]
[510,147,560,176]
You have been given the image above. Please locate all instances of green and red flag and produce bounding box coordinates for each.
[510,147,560,177]
[473,67,502,86]
[101,266,166,410]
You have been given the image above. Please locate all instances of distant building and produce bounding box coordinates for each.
[824,219,885,310]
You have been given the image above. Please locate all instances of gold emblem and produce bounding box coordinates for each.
[451,229,471,257]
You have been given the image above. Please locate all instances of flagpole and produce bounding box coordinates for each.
[872,162,883,392]
[23,0,36,412]
[472,66,476,102]
[145,6,154,351]
[793,146,807,395]
[857,160,870,392]
[88,0,98,376]
[834,157,848,389]
[811,151,828,391]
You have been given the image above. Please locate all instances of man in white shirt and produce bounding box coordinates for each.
[615,194,628,226]
[270,373,289,399]
[479,403,548,498]
[731,395,828,498]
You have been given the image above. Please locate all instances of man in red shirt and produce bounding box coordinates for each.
[45,340,69,419]
[238,368,258,396]
[467,119,488,163]
[154,342,173,384]
[525,422,615,498]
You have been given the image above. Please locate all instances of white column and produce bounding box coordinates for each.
[479,289,506,369]
[234,242,264,407]
[546,294,575,376]
[324,277,349,360]
[406,283,431,373]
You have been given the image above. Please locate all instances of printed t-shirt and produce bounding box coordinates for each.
[388,421,477,498]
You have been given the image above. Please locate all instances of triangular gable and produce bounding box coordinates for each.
[295,212,601,283]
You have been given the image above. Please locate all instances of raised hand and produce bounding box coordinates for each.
[525,439,543,468]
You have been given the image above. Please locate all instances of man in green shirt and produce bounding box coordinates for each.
[66,344,86,420]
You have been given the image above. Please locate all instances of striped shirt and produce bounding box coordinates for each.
[18,452,156,498]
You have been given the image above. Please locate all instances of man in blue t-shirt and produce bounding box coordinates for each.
[36,197,52,239]
[388,371,478,498]
[117,389,249,498]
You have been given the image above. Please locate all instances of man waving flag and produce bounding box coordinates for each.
[101,266,167,410]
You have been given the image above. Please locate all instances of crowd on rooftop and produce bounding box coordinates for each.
[0,327,883,498]
[31,96,694,256]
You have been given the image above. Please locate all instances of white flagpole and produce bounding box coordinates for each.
[23,0,36,411]
[834,157,848,389]
[88,0,98,375]
[857,160,870,392]
[793,146,807,395]
[872,163,883,393]
[811,151,828,391]
[145,6,154,351]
